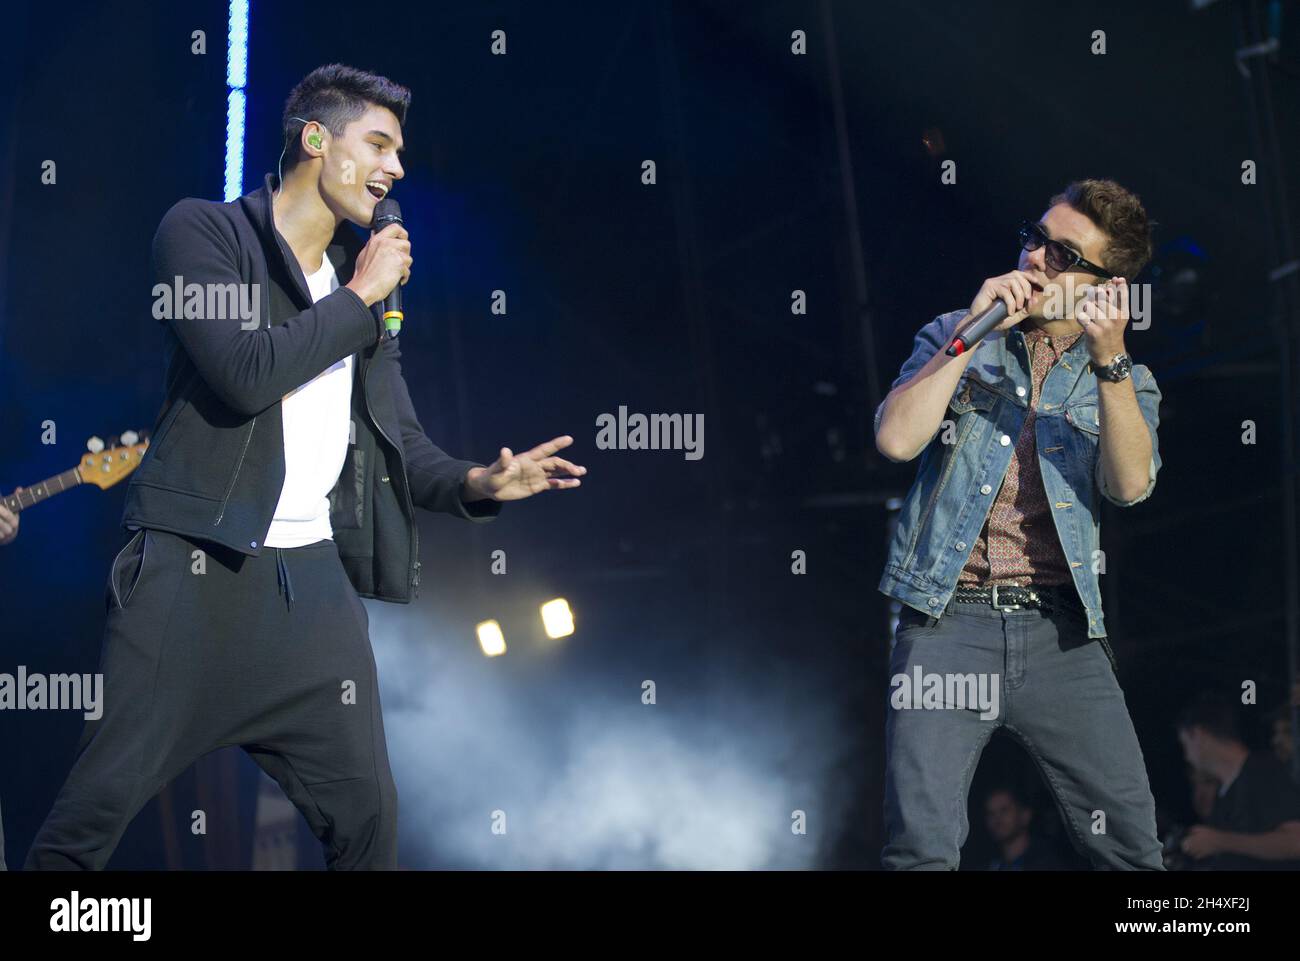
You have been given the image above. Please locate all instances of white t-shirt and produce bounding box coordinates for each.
[263,254,354,548]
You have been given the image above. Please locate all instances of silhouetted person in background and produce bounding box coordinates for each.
[1190,766,1219,824]
[983,786,1066,870]
[1177,693,1300,869]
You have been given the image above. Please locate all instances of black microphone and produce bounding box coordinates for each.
[372,197,404,340]
[944,300,1009,357]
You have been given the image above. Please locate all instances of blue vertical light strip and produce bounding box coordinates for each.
[224,0,250,201]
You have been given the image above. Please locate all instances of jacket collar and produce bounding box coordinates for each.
[243,173,366,307]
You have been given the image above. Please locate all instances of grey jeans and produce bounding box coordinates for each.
[881,597,1164,870]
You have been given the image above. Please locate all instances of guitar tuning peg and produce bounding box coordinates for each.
[121,430,139,445]
[86,436,104,453]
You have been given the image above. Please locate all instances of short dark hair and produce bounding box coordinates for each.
[985,783,1030,811]
[281,64,411,172]
[1176,693,1243,742]
[1048,178,1154,280]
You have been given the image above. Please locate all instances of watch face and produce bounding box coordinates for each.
[1102,354,1132,381]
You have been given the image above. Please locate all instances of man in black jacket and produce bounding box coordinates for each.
[25,64,585,870]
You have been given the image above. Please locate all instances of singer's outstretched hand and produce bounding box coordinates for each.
[462,436,587,502]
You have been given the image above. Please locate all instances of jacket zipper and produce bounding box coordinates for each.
[213,416,256,526]
[219,192,322,543]
[362,354,420,598]
[213,210,273,533]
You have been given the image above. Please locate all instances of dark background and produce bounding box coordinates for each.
[1,0,1296,869]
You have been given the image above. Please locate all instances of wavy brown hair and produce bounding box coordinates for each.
[1048,179,1154,280]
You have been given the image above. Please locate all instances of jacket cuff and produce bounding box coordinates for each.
[1096,454,1157,507]
[451,463,502,522]
[336,285,384,344]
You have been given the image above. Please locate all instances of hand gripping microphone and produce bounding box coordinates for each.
[372,197,404,340]
[944,300,1009,357]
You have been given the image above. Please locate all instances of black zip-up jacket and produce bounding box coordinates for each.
[121,173,500,602]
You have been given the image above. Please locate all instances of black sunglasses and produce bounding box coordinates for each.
[1017,221,1112,278]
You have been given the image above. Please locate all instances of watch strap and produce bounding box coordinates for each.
[1095,352,1132,382]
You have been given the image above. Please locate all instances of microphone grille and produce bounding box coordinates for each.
[372,197,403,230]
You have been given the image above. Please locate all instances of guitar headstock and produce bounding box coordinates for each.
[78,430,151,490]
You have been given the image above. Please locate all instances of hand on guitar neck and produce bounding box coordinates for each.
[0,486,23,545]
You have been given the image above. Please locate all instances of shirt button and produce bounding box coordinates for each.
[1015,386,1026,397]
[955,541,966,551]
[927,597,940,608]
[250,541,258,549]
[1000,434,1011,446]
[980,484,992,494]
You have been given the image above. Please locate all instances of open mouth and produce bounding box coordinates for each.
[365,181,390,200]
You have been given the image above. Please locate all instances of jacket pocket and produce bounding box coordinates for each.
[1064,402,1102,479]
[140,367,202,463]
[328,447,367,531]
[1065,402,1100,437]
[896,605,941,636]
[949,375,999,416]
[108,528,149,612]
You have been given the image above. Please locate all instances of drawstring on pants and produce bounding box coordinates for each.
[275,546,295,611]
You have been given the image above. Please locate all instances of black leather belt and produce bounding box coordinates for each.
[951,584,1086,620]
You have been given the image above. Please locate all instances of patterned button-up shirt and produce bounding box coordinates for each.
[959,324,1084,587]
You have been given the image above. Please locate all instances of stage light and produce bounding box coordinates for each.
[224,89,246,204]
[540,598,574,639]
[476,620,507,657]
[223,0,250,201]
[226,0,248,88]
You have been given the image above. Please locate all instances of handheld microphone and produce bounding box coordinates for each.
[945,300,1009,357]
[372,197,404,340]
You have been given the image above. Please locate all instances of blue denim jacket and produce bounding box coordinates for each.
[876,310,1162,639]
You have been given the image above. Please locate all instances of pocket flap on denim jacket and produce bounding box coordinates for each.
[949,375,998,415]
[1066,402,1100,435]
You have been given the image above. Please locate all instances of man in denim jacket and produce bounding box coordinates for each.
[874,180,1164,870]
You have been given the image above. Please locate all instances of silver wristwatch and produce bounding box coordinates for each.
[1094,352,1133,383]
